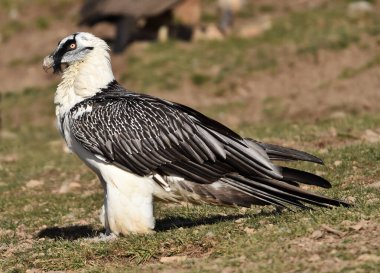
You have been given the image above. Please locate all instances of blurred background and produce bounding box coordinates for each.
[1,0,380,127]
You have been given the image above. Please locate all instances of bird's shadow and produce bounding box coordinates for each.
[37,225,100,241]
[37,210,279,241]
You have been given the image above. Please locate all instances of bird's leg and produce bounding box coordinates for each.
[113,15,137,53]
[218,9,234,34]
[99,176,112,236]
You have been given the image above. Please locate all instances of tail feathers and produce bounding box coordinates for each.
[280,166,332,188]
[245,138,324,165]
[173,172,350,210]
[223,173,351,209]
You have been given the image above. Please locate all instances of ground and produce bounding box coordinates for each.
[0,0,380,272]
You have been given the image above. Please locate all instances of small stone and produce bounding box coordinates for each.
[68,182,81,189]
[193,24,224,41]
[0,130,17,139]
[160,255,187,263]
[347,1,374,18]
[330,111,347,119]
[367,198,379,205]
[0,154,18,163]
[316,171,326,176]
[239,207,248,213]
[237,17,272,38]
[158,26,169,43]
[244,227,255,235]
[26,269,43,273]
[311,230,323,239]
[349,220,367,231]
[361,129,380,143]
[57,181,81,194]
[205,231,215,238]
[367,181,380,189]
[9,8,19,20]
[25,179,44,188]
[308,254,321,262]
[341,220,354,226]
[329,127,337,137]
[334,160,342,167]
[357,254,380,262]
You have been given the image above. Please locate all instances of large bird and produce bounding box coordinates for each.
[43,32,349,236]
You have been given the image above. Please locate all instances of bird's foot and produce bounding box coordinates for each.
[98,232,118,241]
[85,232,117,242]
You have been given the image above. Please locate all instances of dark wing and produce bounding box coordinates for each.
[69,91,282,184]
[69,85,350,209]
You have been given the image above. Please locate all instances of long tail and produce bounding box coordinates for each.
[175,168,350,209]
[221,171,350,209]
[239,138,350,209]
[170,139,350,209]
[174,140,350,209]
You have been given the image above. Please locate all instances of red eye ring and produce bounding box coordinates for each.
[69,43,76,49]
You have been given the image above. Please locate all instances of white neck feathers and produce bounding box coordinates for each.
[54,48,114,114]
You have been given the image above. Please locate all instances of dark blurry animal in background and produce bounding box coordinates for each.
[79,0,200,53]
[218,0,245,33]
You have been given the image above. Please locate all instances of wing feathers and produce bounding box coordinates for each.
[246,139,324,165]
[196,126,227,160]
[69,87,348,210]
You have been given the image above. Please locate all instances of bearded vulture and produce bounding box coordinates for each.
[43,32,349,236]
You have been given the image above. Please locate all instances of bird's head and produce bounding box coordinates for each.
[43,32,110,73]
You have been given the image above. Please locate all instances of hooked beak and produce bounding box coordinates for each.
[42,55,54,72]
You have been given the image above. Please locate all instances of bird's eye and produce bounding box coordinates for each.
[69,43,76,50]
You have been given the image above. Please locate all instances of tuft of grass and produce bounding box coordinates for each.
[338,54,380,79]
[35,16,50,30]
[1,20,25,42]
[191,73,211,86]
[262,96,285,121]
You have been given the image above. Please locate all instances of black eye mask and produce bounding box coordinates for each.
[51,34,94,74]
[52,37,77,73]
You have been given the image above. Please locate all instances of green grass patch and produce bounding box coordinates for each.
[35,16,50,30]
